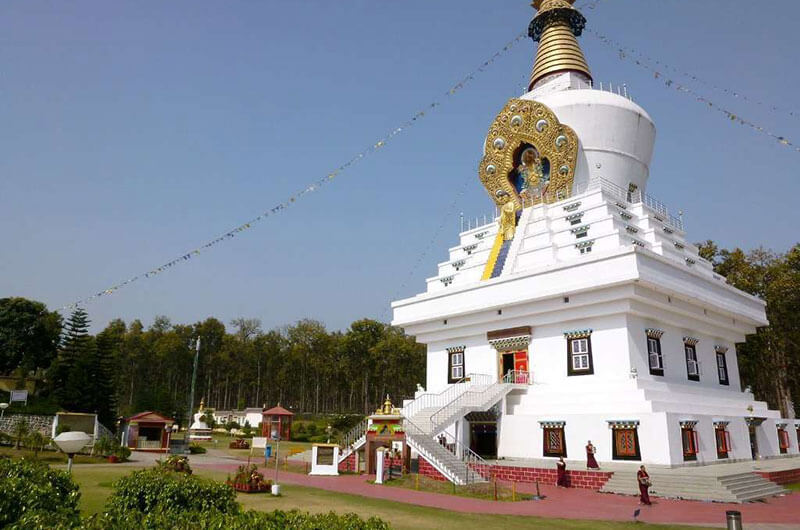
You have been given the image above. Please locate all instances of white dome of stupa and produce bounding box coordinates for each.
[522,87,656,196]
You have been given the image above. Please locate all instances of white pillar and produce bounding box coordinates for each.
[375,448,386,484]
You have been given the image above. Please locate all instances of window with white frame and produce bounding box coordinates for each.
[715,346,729,385]
[684,339,700,381]
[572,339,589,369]
[647,334,663,376]
[447,347,465,384]
[565,331,593,376]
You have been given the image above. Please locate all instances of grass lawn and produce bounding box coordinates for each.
[786,482,800,492]
[69,464,705,530]
[0,446,107,465]
[382,473,533,502]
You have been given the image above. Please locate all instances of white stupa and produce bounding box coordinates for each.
[188,398,213,442]
[390,0,797,489]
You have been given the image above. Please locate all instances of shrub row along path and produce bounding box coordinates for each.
[189,452,800,527]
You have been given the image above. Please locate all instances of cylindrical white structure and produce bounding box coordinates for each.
[522,88,656,195]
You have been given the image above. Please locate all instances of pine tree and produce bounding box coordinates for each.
[50,308,93,411]
[93,331,119,425]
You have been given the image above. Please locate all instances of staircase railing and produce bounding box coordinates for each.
[502,369,531,385]
[428,371,530,434]
[437,430,492,483]
[403,373,493,419]
[403,416,488,485]
[340,418,368,454]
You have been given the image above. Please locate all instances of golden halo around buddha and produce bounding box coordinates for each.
[478,98,579,210]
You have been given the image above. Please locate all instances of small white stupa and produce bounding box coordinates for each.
[188,398,213,442]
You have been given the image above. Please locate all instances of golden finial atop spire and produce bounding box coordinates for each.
[528,0,592,91]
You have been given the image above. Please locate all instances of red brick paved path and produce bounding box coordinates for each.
[195,461,800,526]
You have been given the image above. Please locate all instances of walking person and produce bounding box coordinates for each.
[556,456,568,488]
[585,440,600,469]
[637,465,652,505]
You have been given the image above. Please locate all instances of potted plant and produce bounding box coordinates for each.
[229,437,250,450]
[227,463,271,493]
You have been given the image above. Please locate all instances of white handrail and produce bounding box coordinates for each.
[403,373,492,419]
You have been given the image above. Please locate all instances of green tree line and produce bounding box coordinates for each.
[1,240,797,424]
[697,242,800,418]
[0,298,425,427]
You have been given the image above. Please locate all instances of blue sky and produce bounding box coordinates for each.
[1,0,798,333]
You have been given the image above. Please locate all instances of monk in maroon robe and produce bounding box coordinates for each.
[637,465,652,505]
[556,457,568,487]
[585,440,599,469]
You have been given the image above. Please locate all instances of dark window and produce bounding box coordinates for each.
[612,428,641,460]
[647,336,663,376]
[684,344,700,381]
[682,427,698,461]
[543,427,567,457]
[778,428,789,454]
[716,351,729,385]
[447,350,464,384]
[715,426,730,459]
[567,337,594,376]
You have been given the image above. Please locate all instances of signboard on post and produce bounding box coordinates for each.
[10,390,28,405]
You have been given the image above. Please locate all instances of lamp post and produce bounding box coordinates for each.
[0,402,8,420]
[326,424,332,444]
[186,337,201,451]
[54,432,91,473]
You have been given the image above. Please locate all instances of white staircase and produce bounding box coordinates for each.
[600,469,788,503]
[338,418,368,464]
[403,371,529,485]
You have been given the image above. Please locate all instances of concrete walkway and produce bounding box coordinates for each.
[191,459,800,527]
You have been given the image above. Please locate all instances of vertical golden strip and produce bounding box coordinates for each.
[481,230,506,280]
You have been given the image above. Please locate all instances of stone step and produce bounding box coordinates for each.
[601,470,788,503]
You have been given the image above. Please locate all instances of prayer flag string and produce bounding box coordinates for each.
[586,27,800,121]
[587,29,800,154]
[57,31,528,313]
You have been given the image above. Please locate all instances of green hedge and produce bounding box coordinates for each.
[0,458,81,528]
[82,509,390,529]
[106,468,238,517]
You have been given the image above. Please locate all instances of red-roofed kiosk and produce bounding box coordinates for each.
[262,404,293,440]
[123,411,174,452]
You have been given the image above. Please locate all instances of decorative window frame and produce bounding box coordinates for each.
[565,330,593,376]
[540,421,567,457]
[575,239,594,254]
[488,335,531,352]
[777,424,790,453]
[645,329,664,376]
[680,419,699,459]
[462,244,478,255]
[446,346,466,384]
[608,420,641,461]
[440,276,454,287]
[565,212,583,223]
[451,259,466,271]
[714,345,729,386]
[570,225,590,239]
[683,337,700,382]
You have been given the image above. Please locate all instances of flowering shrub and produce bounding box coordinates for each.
[157,455,192,474]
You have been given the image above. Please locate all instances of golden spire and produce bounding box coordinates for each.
[528,0,592,91]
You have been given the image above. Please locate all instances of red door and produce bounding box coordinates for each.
[513,351,529,383]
